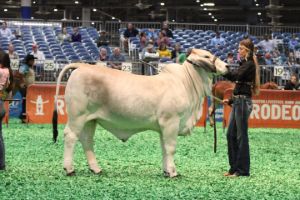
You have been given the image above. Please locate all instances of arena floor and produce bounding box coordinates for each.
[0,120,299,200]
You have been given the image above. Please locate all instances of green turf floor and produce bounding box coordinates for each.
[0,120,299,199]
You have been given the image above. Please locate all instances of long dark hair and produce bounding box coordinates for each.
[0,50,14,93]
[239,39,260,95]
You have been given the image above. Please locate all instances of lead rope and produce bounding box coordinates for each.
[212,76,217,153]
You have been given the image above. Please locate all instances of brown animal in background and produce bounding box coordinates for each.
[208,80,279,126]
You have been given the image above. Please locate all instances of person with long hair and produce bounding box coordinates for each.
[222,38,260,177]
[0,50,13,170]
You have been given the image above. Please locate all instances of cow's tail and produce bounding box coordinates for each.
[52,64,80,143]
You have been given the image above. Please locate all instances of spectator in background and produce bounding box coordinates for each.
[71,27,82,43]
[284,74,300,90]
[177,48,192,64]
[0,21,13,40]
[257,34,276,52]
[147,28,158,41]
[7,43,19,60]
[123,23,139,52]
[161,22,173,38]
[171,43,182,61]
[96,30,110,47]
[256,49,266,65]
[141,43,159,75]
[139,32,148,50]
[158,43,171,61]
[98,48,109,62]
[18,54,36,123]
[108,47,125,70]
[0,50,13,171]
[31,44,45,80]
[288,34,299,51]
[58,27,71,43]
[31,43,45,62]
[156,31,170,47]
[210,32,226,47]
[12,28,22,40]
[225,52,236,64]
[264,52,273,65]
[288,51,297,67]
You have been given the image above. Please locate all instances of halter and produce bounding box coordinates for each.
[186,55,217,73]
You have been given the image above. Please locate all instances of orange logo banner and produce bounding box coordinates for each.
[26,84,67,124]
[223,89,300,128]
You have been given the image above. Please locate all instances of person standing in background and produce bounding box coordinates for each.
[0,50,13,170]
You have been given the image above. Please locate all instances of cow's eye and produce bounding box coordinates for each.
[204,56,210,58]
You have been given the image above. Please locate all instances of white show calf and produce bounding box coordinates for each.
[52,49,228,177]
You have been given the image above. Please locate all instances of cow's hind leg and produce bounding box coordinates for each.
[159,118,179,178]
[63,125,78,176]
[79,120,102,174]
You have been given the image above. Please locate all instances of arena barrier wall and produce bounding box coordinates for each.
[223,89,300,128]
[26,84,67,124]
[25,84,208,126]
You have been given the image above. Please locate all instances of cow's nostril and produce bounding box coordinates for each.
[225,65,230,70]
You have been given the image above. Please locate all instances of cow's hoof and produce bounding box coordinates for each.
[64,167,76,176]
[163,171,179,178]
[90,168,102,175]
[66,171,76,176]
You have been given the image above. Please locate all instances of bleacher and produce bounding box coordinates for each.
[1,25,101,63]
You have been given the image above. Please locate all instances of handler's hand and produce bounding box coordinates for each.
[223,99,230,105]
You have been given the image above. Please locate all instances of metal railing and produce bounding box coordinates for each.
[11,58,300,88]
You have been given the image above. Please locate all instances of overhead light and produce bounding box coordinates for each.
[254,0,257,2]
[203,3,215,7]
[203,8,207,10]
[256,3,259,6]
[91,22,95,25]
[172,19,175,22]
[112,16,115,19]
[200,4,203,7]
[4,9,8,12]
[211,16,214,19]
[53,8,58,12]
[76,16,80,20]
[214,19,218,22]
[160,2,165,6]
[208,12,212,15]
[257,12,261,15]
[92,8,97,12]
[196,0,200,2]
[33,1,36,4]
[75,1,79,4]
[31,17,34,19]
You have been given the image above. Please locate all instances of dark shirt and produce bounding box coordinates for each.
[284,81,300,90]
[162,28,173,38]
[171,50,181,59]
[71,33,82,42]
[97,35,110,47]
[223,59,256,97]
[123,28,139,38]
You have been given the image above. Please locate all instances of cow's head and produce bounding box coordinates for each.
[186,49,229,75]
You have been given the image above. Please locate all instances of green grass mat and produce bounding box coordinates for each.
[0,120,299,199]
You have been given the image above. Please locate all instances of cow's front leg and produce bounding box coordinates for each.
[63,126,78,176]
[159,120,179,178]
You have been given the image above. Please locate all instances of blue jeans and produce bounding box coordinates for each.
[0,100,5,169]
[227,96,252,175]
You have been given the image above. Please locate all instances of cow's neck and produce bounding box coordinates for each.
[183,62,212,99]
